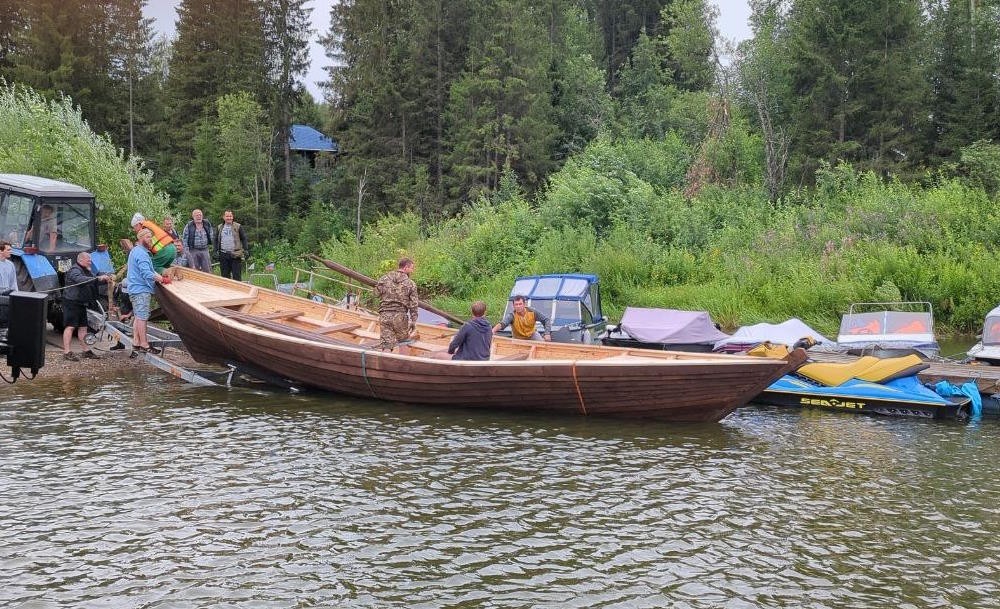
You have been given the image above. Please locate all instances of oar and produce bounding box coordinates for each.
[306,254,466,326]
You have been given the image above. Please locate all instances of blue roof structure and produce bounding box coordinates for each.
[289,124,339,153]
[508,274,599,302]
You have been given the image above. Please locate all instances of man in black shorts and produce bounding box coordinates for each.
[62,251,112,360]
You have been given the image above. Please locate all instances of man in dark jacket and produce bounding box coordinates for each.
[216,210,248,280]
[62,251,112,360]
[446,301,493,361]
[182,209,214,273]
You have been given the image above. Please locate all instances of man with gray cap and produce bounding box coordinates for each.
[130,212,176,272]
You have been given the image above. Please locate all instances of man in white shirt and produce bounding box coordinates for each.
[0,240,18,293]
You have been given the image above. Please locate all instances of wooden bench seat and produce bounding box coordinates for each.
[315,322,362,335]
[258,310,304,321]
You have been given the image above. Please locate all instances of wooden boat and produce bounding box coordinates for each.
[155,268,806,422]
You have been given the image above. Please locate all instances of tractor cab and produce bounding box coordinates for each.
[0,174,111,326]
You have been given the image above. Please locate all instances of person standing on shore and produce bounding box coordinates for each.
[182,209,213,273]
[162,215,187,268]
[215,210,247,281]
[0,240,17,293]
[127,229,170,353]
[374,258,419,354]
[61,251,112,360]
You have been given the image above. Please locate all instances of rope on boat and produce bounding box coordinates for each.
[360,350,378,399]
[571,361,588,416]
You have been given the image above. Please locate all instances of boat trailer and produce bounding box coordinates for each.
[89,309,301,391]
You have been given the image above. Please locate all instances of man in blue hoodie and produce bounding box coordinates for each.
[447,301,493,361]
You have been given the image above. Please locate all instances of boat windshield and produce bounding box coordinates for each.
[839,311,934,338]
[984,317,1000,346]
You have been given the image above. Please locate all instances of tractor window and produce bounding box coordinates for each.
[52,202,93,252]
[0,193,34,247]
[25,202,93,253]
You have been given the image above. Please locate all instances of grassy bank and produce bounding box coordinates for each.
[252,139,1000,337]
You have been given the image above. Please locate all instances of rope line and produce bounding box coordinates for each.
[571,360,588,416]
[361,350,378,399]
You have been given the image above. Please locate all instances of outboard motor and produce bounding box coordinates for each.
[4,291,47,379]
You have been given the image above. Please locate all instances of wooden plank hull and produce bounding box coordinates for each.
[155,269,804,422]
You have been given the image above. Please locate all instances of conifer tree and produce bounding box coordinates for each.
[444,0,559,199]
[264,0,312,183]
[927,0,1000,162]
[784,0,928,179]
[165,0,269,159]
[6,0,118,138]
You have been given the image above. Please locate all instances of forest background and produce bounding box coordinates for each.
[2,0,1000,335]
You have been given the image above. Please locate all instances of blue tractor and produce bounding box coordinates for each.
[0,174,113,329]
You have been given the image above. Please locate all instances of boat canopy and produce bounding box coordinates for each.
[982,304,1000,346]
[714,318,830,351]
[507,274,603,327]
[616,307,729,345]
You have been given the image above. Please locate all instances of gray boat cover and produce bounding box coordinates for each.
[713,318,830,351]
[618,307,729,344]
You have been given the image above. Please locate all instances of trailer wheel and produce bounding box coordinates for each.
[48,300,64,332]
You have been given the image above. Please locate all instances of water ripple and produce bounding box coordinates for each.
[2,371,999,607]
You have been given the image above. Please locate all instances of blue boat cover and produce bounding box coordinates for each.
[11,249,56,279]
[508,274,598,302]
[769,374,950,405]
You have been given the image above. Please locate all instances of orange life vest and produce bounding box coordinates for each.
[140,220,174,254]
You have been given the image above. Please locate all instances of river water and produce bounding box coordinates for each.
[2,370,998,608]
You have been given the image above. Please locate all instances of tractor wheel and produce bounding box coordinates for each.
[11,257,34,292]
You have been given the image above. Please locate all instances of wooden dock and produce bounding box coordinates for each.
[807,351,1000,396]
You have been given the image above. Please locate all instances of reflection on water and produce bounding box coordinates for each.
[2,371,999,608]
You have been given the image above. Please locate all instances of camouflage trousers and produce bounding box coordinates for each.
[376,312,412,351]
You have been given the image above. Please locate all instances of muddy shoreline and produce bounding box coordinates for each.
[27,325,203,379]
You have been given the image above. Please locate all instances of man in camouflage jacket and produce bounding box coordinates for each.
[374,258,419,353]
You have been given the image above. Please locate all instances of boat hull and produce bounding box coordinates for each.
[155,272,803,422]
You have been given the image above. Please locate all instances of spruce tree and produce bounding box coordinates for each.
[6,0,118,138]
[165,0,269,159]
[927,0,1000,162]
[784,0,928,180]
[264,0,311,183]
[444,0,559,199]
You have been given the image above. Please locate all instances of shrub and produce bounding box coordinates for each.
[0,82,169,246]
